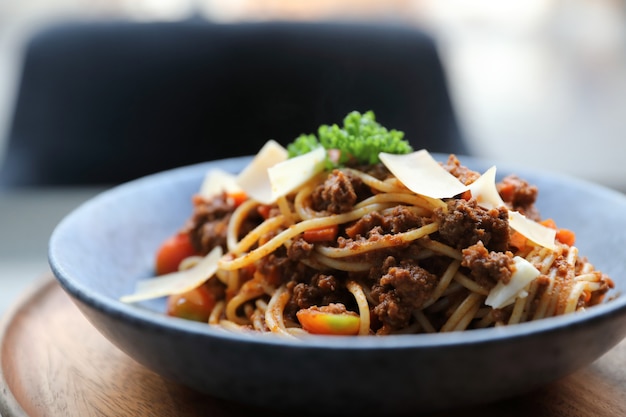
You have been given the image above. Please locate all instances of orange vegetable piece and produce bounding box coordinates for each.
[509,230,528,250]
[497,182,516,202]
[540,218,575,246]
[296,307,360,335]
[302,224,339,243]
[540,218,557,229]
[556,228,576,246]
[226,190,248,207]
[167,284,217,322]
[155,232,198,275]
[458,190,472,201]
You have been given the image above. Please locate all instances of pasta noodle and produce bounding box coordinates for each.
[157,153,614,337]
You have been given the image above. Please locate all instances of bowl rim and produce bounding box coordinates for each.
[48,154,626,350]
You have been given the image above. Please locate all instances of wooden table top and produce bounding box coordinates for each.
[1,276,625,417]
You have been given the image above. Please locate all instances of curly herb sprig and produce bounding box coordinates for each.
[287,110,413,169]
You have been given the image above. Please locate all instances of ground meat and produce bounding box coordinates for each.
[371,257,438,333]
[385,206,426,233]
[587,273,614,306]
[204,276,227,302]
[343,212,383,239]
[285,273,352,320]
[289,274,339,309]
[461,241,515,287]
[442,154,481,185]
[255,252,292,286]
[497,175,540,221]
[195,215,231,254]
[344,206,424,239]
[306,303,355,315]
[184,193,236,254]
[286,236,314,262]
[434,199,510,252]
[490,308,510,324]
[311,170,360,214]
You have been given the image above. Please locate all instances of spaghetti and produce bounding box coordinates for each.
[153,153,614,337]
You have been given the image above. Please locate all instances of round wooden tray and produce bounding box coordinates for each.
[1,276,625,417]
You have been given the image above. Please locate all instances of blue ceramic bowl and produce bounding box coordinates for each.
[49,155,626,416]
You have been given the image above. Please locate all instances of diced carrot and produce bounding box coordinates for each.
[556,228,576,246]
[540,219,575,246]
[226,190,248,207]
[302,224,339,243]
[498,182,516,202]
[509,230,528,250]
[458,190,472,201]
[296,308,360,335]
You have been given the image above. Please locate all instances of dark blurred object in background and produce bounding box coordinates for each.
[0,20,466,187]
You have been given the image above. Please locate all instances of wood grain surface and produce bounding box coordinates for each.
[1,277,625,417]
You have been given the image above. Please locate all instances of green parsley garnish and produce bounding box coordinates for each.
[287,110,413,169]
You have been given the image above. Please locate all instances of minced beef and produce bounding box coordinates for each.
[371,256,438,333]
[185,193,264,255]
[286,236,315,262]
[434,199,510,252]
[195,216,231,254]
[256,252,292,287]
[344,206,424,239]
[461,241,515,287]
[497,175,540,221]
[285,273,352,319]
[343,212,383,239]
[184,193,237,254]
[442,154,481,185]
[311,170,361,214]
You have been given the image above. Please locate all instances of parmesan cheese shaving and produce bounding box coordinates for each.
[509,211,557,251]
[466,166,556,250]
[198,168,242,199]
[120,246,222,303]
[485,256,540,309]
[378,150,557,250]
[267,146,326,201]
[379,150,469,199]
[236,140,288,204]
[467,166,505,209]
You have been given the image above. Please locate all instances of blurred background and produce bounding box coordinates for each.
[1,0,625,188]
[1,0,625,312]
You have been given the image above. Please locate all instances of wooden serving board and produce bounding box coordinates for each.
[1,276,625,417]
